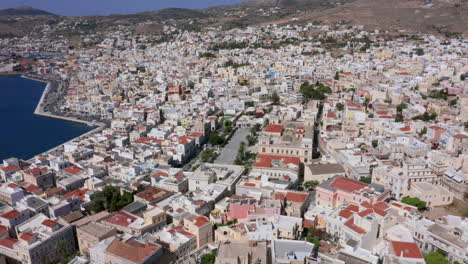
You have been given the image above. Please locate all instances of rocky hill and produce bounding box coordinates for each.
[0,6,56,16]
[0,0,465,39]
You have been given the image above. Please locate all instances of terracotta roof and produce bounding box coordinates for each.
[63,166,84,175]
[253,154,300,168]
[0,225,7,233]
[329,177,367,193]
[190,216,210,228]
[264,124,283,133]
[345,204,360,212]
[453,134,468,139]
[285,192,309,203]
[19,232,36,241]
[106,237,161,263]
[63,188,89,201]
[0,237,17,249]
[42,219,59,228]
[1,210,20,219]
[391,241,423,259]
[1,165,19,173]
[339,209,353,219]
[344,218,367,234]
[346,102,362,109]
[151,171,169,178]
[135,186,173,203]
[104,211,137,227]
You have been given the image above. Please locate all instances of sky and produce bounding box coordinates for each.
[0,0,246,16]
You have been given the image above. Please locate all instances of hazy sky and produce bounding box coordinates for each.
[0,0,246,16]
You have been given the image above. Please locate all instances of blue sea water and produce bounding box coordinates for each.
[0,75,91,161]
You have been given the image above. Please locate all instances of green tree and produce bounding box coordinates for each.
[336,103,344,111]
[360,176,372,184]
[415,48,424,56]
[304,180,320,190]
[334,71,340,80]
[372,140,378,148]
[91,200,104,213]
[200,251,216,264]
[424,252,448,264]
[450,98,458,106]
[209,132,225,146]
[401,196,427,211]
[395,114,404,122]
[396,103,407,113]
[271,90,280,105]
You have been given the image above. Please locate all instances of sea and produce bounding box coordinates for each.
[0,75,92,161]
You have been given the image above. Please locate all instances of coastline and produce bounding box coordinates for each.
[20,74,107,160]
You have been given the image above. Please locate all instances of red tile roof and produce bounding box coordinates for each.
[106,238,161,263]
[19,232,36,241]
[42,219,59,228]
[0,225,7,233]
[345,204,360,212]
[346,102,362,109]
[391,241,423,259]
[1,165,19,173]
[339,209,353,219]
[151,171,169,178]
[63,188,89,201]
[104,212,137,227]
[190,216,210,228]
[264,124,283,133]
[253,155,300,168]
[0,237,17,249]
[63,166,84,175]
[330,177,367,193]
[344,218,367,234]
[135,186,173,203]
[1,210,20,219]
[285,192,309,203]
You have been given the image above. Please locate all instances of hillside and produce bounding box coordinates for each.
[0,0,465,39]
[0,6,56,16]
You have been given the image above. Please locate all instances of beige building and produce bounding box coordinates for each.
[410,182,453,207]
[77,221,117,256]
[304,163,346,183]
[258,122,314,163]
[215,240,268,264]
[183,215,213,248]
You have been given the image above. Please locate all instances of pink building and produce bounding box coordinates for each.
[227,196,281,222]
[315,176,389,209]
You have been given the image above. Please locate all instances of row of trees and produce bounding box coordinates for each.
[401,196,427,211]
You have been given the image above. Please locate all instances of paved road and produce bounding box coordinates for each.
[214,128,250,165]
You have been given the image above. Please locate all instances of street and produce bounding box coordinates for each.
[214,127,250,165]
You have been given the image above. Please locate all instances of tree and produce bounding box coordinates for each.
[200,251,216,264]
[415,48,424,56]
[91,200,104,213]
[401,196,427,211]
[372,140,378,148]
[334,71,340,80]
[271,90,280,105]
[424,252,448,264]
[209,132,225,146]
[450,98,458,106]
[304,181,319,190]
[418,127,427,137]
[395,114,404,122]
[396,103,407,113]
[336,103,344,111]
[360,176,372,184]
[412,112,437,122]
